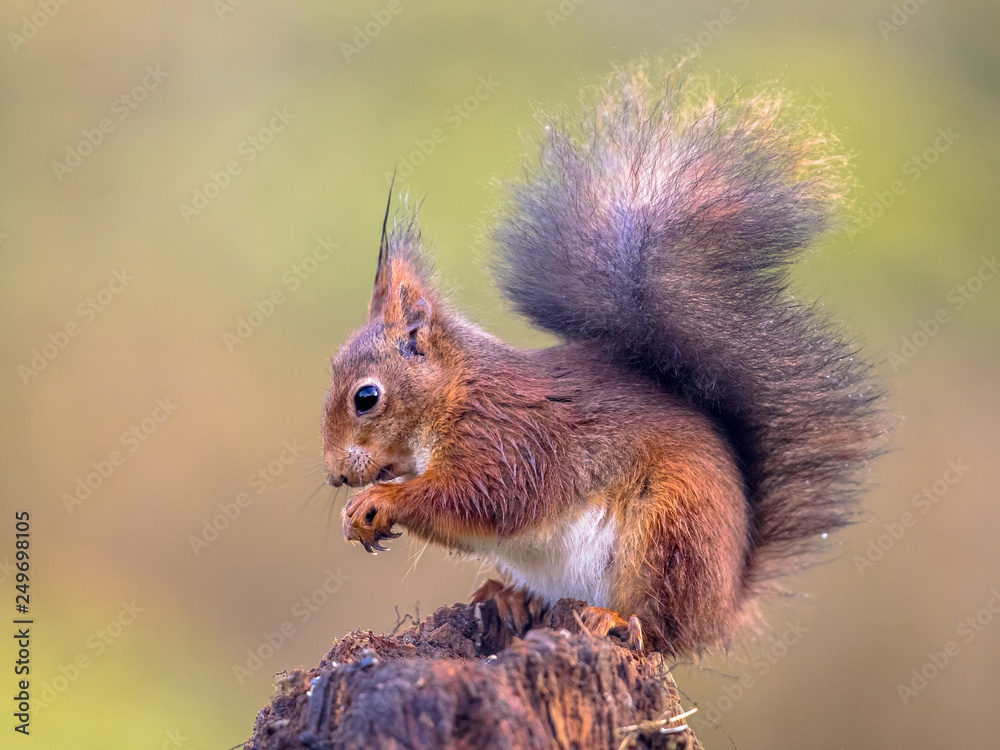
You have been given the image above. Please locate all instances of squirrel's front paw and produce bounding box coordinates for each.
[342,487,401,554]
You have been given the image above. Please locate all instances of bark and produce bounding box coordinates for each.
[243,599,701,750]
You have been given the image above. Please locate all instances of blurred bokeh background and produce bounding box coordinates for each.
[0,1,997,748]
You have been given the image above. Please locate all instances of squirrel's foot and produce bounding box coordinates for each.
[579,606,645,652]
[471,578,546,635]
[342,486,401,554]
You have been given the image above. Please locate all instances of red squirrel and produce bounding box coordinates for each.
[321,68,886,654]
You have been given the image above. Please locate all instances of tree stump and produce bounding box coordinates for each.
[242,598,702,750]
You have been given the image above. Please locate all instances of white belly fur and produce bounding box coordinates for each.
[465,504,618,608]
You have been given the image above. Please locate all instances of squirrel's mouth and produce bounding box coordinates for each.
[375,464,404,483]
[335,463,409,490]
[327,450,418,488]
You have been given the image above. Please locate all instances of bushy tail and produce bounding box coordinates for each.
[493,67,887,593]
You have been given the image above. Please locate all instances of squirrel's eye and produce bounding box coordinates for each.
[353,384,380,415]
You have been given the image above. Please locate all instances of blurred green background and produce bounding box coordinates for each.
[0,1,997,748]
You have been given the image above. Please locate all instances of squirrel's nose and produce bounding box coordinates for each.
[327,474,347,488]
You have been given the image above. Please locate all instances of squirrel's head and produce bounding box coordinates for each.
[322,218,452,489]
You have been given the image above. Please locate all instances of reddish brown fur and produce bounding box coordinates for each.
[324,249,749,653]
[323,70,885,655]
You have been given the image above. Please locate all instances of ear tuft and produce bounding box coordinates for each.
[369,176,398,318]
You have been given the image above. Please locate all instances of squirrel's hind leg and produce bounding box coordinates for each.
[471,578,547,636]
[579,606,645,652]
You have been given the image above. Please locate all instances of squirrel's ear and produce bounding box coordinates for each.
[401,294,431,357]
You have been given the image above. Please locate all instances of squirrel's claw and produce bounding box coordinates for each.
[579,606,645,652]
[471,578,542,636]
[343,487,399,553]
[355,530,395,554]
